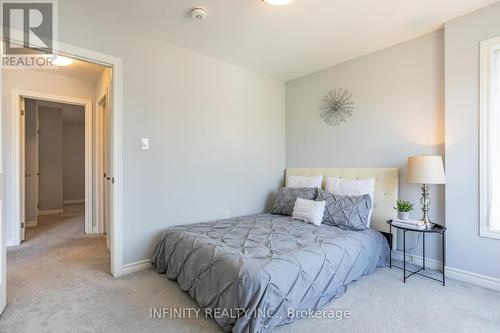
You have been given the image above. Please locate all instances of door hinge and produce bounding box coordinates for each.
[37,203,39,209]
[21,222,24,228]
[21,110,25,116]
[112,177,115,184]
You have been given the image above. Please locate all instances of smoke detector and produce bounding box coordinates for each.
[191,7,208,21]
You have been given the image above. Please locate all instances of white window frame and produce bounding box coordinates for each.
[480,36,500,240]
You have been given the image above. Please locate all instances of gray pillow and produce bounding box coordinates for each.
[271,187,318,216]
[317,190,372,230]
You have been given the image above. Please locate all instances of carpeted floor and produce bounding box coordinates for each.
[1,204,499,333]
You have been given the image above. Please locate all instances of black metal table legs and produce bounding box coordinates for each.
[390,228,446,286]
[403,230,406,283]
[389,225,392,268]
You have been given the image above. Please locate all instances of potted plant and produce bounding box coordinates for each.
[394,200,414,220]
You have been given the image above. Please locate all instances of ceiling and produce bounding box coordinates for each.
[65,0,498,81]
[34,59,105,83]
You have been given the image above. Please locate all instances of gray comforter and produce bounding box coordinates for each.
[152,213,389,333]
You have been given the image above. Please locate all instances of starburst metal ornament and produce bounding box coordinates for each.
[319,89,354,126]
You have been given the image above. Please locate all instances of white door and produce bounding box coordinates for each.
[20,97,26,241]
[97,94,111,248]
[105,93,114,259]
[102,98,111,247]
[24,100,39,232]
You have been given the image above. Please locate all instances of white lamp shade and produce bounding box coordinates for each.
[406,156,446,184]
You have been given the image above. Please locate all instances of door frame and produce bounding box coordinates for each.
[19,99,40,236]
[19,97,25,240]
[14,90,93,237]
[4,43,124,277]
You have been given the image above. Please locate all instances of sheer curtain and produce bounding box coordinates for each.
[490,50,500,231]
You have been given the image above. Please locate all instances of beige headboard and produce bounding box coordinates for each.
[286,168,399,233]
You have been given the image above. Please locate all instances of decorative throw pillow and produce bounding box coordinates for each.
[317,190,372,231]
[287,175,323,189]
[271,187,318,216]
[325,177,375,227]
[292,198,326,226]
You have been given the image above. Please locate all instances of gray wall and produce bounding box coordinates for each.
[63,112,85,202]
[0,1,286,263]
[286,31,445,259]
[445,2,500,279]
[38,107,63,212]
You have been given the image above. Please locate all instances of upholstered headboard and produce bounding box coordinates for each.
[286,168,399,233]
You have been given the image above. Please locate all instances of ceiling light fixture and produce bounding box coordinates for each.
[50,55,75,66]
[262,0,294,6]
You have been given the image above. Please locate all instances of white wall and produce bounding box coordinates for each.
[2,69,95,244]
[3,3,286,264]
[286,31,445,259]
[445,2,500,279]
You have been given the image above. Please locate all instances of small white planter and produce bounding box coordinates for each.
[397,211,410,220]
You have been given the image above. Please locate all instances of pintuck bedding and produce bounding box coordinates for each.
[151,213,389,333]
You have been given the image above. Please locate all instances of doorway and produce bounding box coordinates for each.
[6,51,122,275]
[1,45,124,316]
[18,92,93,241]
[22,99,89,241]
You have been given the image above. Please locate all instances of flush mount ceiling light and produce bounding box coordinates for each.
[262,0,294,5]
[50,55,75,66]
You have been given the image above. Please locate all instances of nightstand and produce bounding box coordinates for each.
[387,220,447,286]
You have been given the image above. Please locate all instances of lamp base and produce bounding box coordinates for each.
[420,184,432,227]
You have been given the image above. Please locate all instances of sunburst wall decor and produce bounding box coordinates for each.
[319,89,354,126]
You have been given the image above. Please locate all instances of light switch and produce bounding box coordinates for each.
[141,138,149,150]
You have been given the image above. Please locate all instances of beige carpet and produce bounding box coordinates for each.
[1,204,499,333]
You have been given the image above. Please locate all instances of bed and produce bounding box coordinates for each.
[152,168,399,333]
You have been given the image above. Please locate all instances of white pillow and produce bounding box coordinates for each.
[287,175,323,188]
[325,177,375,227]
[292,198,326,226]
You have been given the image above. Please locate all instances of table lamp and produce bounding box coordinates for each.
[406,156,446,226]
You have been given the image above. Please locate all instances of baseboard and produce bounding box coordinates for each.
[446,266,500,292]
[391,250,500,292]
[63,199,85,204]
[6,238,19,247]
[121,259,151,275]
[25,220,38,228]
[38,208,63,216]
